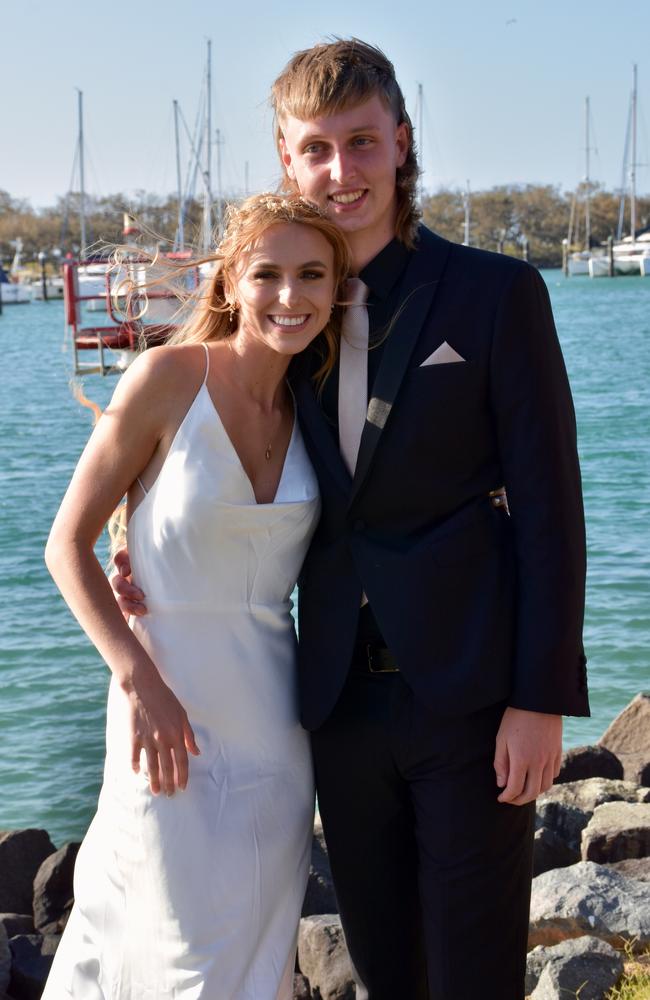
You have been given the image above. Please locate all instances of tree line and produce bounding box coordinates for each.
[1,183,649,270]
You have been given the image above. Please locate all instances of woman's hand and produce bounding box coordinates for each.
[126,664,201,796]
[112,547,149,618]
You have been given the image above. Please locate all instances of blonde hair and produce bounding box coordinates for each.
[271,38,420,247]
[107,193,350,554]
[114,193,350,382]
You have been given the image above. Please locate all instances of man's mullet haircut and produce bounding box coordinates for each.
[271,38,420,247]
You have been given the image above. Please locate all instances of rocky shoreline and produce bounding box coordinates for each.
[1,693,649,1000]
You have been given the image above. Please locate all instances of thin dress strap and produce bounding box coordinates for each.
[201,342,210,385]
[136,346,209,499]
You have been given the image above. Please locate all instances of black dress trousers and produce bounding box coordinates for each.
[311,671,535,1000]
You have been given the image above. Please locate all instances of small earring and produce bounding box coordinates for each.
[228,303,236,323]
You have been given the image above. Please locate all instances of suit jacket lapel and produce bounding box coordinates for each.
[350,227,452,505]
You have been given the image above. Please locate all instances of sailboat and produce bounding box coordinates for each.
[566,97,603,276]
[63,42,217,375]
[0,239,34,304]
[589,65,650,278]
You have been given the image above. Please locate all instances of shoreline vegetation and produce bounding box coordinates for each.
[2,183,649,271]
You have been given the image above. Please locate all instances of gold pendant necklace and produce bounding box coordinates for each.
[227,337,275,462]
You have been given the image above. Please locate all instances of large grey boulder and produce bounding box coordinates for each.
[32,842,80,935]
[530,935,623,999]
[536,778,650,852]
[599,692,650,783]
[533,827,579,877]
[302,822,338,917]
[298,915,356,1000]
[556,745,624,784]
[526,935,623,998]
[529,861,650,952]
[581,801,650,863]
[0,831,55,915]
[8,933,60,1000]
[0,924,10,994]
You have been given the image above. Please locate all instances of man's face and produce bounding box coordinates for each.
[279,94,408,258]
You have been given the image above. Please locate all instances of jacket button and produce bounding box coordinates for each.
[353,519,366,532]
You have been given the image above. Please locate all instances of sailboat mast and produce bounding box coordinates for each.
[630,64,637,240]
[173,100,184,251]
[215,128,224,235]
[203,39,213,252]
[416,82,424,207]
[584,96,591,251]
[77,89,87,256]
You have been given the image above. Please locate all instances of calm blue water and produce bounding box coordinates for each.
[1,272,648,845]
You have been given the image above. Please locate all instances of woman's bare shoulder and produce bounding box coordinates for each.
[111,343,207,408]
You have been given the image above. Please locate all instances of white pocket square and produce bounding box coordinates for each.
[420,341,466,366]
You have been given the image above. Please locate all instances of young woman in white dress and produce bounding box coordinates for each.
[42,195,350,999]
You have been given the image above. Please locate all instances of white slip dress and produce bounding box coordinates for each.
[42,344,320,999]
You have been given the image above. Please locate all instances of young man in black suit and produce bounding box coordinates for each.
[115,39,589,999]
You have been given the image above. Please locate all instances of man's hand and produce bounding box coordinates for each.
[494,707,562,805]
[111,547,148,618]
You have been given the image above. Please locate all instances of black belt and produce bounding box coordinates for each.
[351,643,400,674]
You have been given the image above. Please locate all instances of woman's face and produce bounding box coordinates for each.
[231,222,336,356]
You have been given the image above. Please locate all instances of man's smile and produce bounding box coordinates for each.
[329,189,367,207]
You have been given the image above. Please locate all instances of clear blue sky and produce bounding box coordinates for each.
[3,0,649,209]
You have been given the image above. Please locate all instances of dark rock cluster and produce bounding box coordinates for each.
[1,694,648,999]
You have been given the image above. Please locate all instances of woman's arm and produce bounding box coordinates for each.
[45,347,201,796]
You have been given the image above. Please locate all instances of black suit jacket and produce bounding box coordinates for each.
[291,226,589,731]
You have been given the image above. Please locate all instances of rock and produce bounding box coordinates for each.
[533,827,579,876]
[0,916,32,939]
[536,778,649,852]
[581,801,650,863]
[298,915,355,1000]
[638,760,650,787]
[8,934,60,1000]
[556,745,624,784]
[0,831,55,915]
[302,822,338,917]
[603,857,650,882]
[32,842,80,935]
[526,935,623,998]
[0,925,10,994]
[530,935,623,999]
[529,861,650,952]
[599,692,650,783]
[293,973,311,999]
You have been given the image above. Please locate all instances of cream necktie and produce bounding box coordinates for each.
[338,278,370,476]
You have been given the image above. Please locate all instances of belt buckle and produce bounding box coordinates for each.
[366,644,398,674]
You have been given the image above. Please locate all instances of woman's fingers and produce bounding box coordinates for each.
[144,742,162,795]
[129,685,196,795]
[131,738,142,774]
[174,742,189,791]
[157,744,177,797]
[183,718,201,758]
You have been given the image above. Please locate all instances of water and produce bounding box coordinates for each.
[1,272,648,845]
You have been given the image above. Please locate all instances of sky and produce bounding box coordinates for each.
[2,0,649,211]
